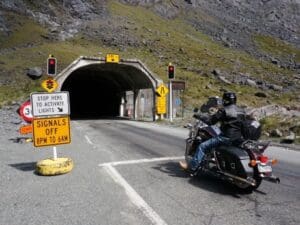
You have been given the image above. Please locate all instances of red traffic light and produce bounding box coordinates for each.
[168,65,175,79]
[49,59,55,65]
[47,57,57,76]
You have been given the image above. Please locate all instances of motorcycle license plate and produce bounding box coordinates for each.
[258,164,272,173]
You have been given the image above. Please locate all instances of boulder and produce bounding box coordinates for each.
[270,129,283,137]
[26,67,43,80]
[246,79,257,87]
[280,131,296,144]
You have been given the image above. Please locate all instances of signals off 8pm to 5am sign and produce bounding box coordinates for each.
[33,117,71,147]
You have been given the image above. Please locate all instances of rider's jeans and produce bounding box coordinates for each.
[189,135,231,171]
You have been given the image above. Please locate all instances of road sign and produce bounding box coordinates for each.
[41,78,58,93]
[31,92,70,117]
[172,80,185,90]
[19,124,33,134]
[156,84,169,97]
[106,54,120,63]
[32,116,71,147]
[19,100,33,122]
[175,98,181,106]
[156,96,166,114]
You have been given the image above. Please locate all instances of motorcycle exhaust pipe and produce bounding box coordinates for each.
[261,174,280,184]
[220,171,256,186]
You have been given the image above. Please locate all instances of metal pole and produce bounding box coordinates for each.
[181,90,184,119]
[169,81,173,122]
[53,146,57,160]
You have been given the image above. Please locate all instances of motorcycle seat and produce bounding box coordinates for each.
[216,145,249,160]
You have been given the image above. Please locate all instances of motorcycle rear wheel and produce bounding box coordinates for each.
[237,169,262,192]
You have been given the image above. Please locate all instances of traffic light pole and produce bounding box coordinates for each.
[169,80,173,122]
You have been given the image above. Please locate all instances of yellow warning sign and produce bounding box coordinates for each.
[156,84,169,97]
[32,116,71,147]
[156,96,167,114]
[41,78,58,93]
[106,54,120,63]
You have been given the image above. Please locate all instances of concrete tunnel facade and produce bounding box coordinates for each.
[55,56,163,120]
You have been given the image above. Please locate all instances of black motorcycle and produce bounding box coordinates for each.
[184,114,280,192]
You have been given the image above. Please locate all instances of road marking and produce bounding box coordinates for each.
[99,156,184,167]
[84,135,93,145]
[104,164,168,225]
[99,156,184,225]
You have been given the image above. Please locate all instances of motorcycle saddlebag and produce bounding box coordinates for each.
[216,145,253,178]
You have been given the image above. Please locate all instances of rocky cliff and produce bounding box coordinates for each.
[1,0,299,69]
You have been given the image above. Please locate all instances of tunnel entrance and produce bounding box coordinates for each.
[62,72,122,118]
[57,57,162,120]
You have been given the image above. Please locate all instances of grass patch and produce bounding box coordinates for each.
[108,1,294,86]
[260,115,300,135]
[254,34,300,62]
[0,13,48,50]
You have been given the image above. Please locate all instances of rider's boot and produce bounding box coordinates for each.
[179,159,203,176]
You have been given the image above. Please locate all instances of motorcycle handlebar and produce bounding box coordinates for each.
[193,113,201,120]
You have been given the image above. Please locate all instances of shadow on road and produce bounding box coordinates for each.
[153,161,256,197]
[9,162,36,172]
[152,161,190,178]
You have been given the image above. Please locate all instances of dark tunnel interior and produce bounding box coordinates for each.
[60,63,153,119]
[62,75,121,119]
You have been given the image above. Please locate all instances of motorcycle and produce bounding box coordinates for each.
[184,113,280,192]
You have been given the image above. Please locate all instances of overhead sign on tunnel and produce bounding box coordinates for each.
[106,54,120,63]
[31,92,70,117]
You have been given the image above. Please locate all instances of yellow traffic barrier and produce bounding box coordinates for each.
[36,157,73,176]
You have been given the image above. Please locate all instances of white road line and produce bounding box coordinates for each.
[99,156,184,225]
[99,156,184,167]
[104,164,168,225]
[84,135,93,145]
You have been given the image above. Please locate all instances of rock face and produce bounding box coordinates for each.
[0,0,299,48]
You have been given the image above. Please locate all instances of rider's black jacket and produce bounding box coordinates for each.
[196,104,245,141]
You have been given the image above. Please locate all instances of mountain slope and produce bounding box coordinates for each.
[0,0,299,109]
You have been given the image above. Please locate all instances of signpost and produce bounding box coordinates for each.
[32,116,71,147]
[172,80,185,91]
[41,78,58,93]
[106,54,120,63]
[156,96,167,114]
[30,92,70,117]
[24,55,74,176]
[156,84,169,118]
[19,100,33,123]
[19,124,33,135]
[156,84,169,97]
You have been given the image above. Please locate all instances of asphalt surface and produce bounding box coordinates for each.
[0,118,299,225]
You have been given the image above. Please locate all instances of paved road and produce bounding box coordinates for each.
[0,119,299,225]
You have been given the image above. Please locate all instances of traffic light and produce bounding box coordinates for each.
[47,57,57,76]
[168,64,175,79]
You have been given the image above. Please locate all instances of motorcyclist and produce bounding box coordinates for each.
[179,92,246,173]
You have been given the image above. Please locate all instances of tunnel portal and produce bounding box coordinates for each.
[56,57,162,120]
